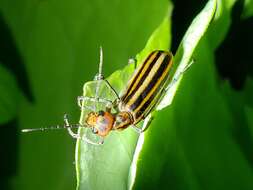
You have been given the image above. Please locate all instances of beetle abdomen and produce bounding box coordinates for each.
[119,50,173,124]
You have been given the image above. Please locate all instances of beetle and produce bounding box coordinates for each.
[22,47,192,145]
[80,50,173,138]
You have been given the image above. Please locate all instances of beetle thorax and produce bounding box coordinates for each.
[113,111,134,130]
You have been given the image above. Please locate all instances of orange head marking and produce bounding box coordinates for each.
[85,111,115,137]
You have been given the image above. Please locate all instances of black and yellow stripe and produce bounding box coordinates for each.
[119,50,173,124]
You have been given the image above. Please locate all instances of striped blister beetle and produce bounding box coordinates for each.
[22,47,192,145]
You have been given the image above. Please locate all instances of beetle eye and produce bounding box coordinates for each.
[91,127,98,134]
[98,110,105,116]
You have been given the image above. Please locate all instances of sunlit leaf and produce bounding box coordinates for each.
[76,2,172,190]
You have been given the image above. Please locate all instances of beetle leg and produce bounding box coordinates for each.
[181,58,195,73]
[104,79,120,101]
[78,96,113,106]
[93,47,107,110]
[77,96,96,111]
[64,114,103,145]
[77,96,113,110]
[130,125,142,133]
[165,59,195,92]
[142,114,154,132]
[139,59,194,116]
[130,114,154,133]
[85,47,120,108]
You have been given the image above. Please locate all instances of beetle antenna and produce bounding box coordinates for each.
[98,46,103,78]
[94,46,104,80]
[21,124,82,133]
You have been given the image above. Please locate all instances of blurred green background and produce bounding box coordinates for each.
[0,0,253,190]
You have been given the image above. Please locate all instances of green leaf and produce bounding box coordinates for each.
[0,64,19,124]
[136,5,172,66]
[134,34,253,190]
[157,0,217,110]
[0,1,170,190]
[76,0,219,189]
[1,0,252,190]
[243,0,253,18]
[133,0,253,189]
[76,2,172,190]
